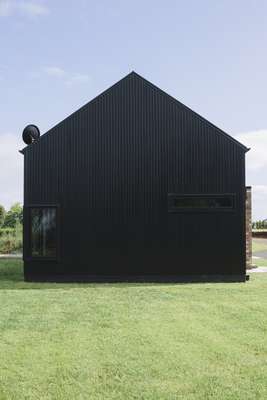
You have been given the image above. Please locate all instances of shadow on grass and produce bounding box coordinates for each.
[0,259,189,290]
[0,258,248,291]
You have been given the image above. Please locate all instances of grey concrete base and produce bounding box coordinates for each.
[249,267,267,273]
[0,254,22,259]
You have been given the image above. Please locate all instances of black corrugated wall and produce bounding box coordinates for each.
[23,72,247,280]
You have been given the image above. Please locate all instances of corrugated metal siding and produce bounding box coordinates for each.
[23,72,246,278]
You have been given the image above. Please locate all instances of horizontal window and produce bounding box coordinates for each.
[168,194,235,212]
[30,207,58,258]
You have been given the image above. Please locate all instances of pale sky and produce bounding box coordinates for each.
[0,0,266,219]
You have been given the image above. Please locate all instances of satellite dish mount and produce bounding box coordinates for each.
[22,125,40,145]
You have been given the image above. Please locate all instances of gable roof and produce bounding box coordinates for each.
[20,71,249,154]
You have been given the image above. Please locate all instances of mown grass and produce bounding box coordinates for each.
[252,240,267,253]
[252,239,267,267]
[253,258,267,267]
[0,260,267,399]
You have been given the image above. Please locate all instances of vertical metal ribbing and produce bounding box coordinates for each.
[23,72,246,278]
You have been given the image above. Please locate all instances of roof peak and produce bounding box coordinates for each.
[20,71,249,154]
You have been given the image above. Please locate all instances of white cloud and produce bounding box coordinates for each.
[0,0,49,17]
[0,0,12,16]
[18,1,48,16]
[65,73,90,87]
[235,129,267,220]
[43,66,66,78]
[253,185,267,198]
[236,129,267,170]
[0,133,23,210]
[43,66,90,87]
[251,185,267,221]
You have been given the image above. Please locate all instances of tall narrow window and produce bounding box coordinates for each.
[30,207,57,258]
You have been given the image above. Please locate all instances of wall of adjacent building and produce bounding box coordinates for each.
[246,186,252,269]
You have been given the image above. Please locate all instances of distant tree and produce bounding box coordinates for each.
[0,205,5,227]
[254,220,267,230]
[3,203,23,228]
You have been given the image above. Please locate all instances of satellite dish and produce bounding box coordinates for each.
[22,125,40,145]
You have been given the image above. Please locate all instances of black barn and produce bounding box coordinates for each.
[21,72,249,282]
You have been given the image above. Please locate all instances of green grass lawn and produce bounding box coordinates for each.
[252,240,267,253]
[0,260,267,399]
[253,258,267,267]
[252,239,267,267]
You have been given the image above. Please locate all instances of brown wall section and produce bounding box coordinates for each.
[246,186,252,269]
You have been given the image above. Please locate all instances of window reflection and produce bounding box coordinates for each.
[30,208,57,258]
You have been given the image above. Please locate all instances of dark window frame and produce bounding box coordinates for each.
[25,204,60,262]
[168,194,236,213]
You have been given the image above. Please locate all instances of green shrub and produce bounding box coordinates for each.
[0,223,22,254]
[0,228,15,237]
[0,205,5,227]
